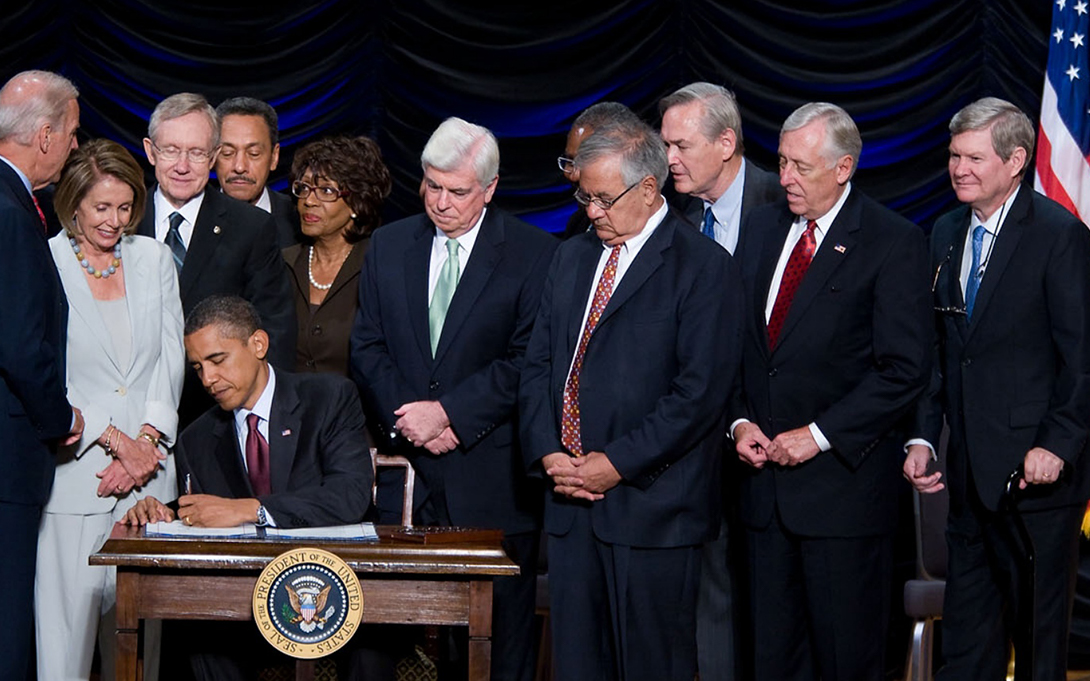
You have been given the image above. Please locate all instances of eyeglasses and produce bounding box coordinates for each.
[931,244,967,316]
[573,180,640,211]
[292,181,349,202]
[557,156,575,173]
[151,141,216,165]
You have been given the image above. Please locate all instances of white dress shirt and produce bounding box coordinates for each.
[427,207,486,302]
[153,188,204,248]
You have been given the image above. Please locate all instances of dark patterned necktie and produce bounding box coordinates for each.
[561,245,621,456]
[165,211,186,274]
[767,220,817,349]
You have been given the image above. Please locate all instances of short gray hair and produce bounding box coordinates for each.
[949,97,1035,172]
[659,82,743,145]
[781,102,862,178]
[420,117,499,188]
[148,93,220,148]
[575,118,668,189]
[0,70,79,145]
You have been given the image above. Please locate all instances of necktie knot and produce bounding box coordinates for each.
[246,412,261,434]
[169,211,184,231]
[806,219,817,233]
[446,237,460,257]
[702,206,716,239]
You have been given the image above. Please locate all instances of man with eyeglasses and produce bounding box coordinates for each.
[729,103,931,680]
[658,81,781,681]
[520,117,742,681]
[350,117,556,681]
[557,102,640,239]
[138,92,294,427]
[214,96,300,248]
[906,98,1090,680]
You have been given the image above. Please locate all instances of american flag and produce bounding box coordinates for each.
[1035,0,1090,223]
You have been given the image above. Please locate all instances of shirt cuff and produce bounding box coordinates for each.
[729,418,750,440]
[809,423,832,452]
[904,438,937,461]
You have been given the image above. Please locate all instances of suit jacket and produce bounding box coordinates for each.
[350,207,557,534]
[914,187,1090,512]
[519,209,743,548]
[138,189,295,424]
[284,238,368,377]
[676,160,782,255]
[732,190,931,537]
[0,161,72,505]
[269,188,302,248]
[46,234,184,514]
[175,370,371,527]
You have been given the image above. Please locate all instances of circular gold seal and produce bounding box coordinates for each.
[252,548,363,659]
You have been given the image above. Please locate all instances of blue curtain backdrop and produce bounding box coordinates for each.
[0,0,1050,233]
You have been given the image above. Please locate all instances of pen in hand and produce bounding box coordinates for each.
[185,473,192,496]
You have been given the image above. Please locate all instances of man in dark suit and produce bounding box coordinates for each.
[214,96,301,248]
[658,81,781,681]
[519,118,742,681]
[138,92,294,426]
[0,69,85,680]
[350,117,556,681]
[660,82,781,257]
[125,295,373,681]
[906,98,1090,680]
[730,102,931,680]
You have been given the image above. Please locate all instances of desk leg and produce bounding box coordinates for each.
[115,570,139,681]
[467,580,494,681]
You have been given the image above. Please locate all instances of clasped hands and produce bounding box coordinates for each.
[95,425,166,497]
[542,451,621,502]
[394,400,459,455]
[123,494,260,528]
[734,422,819,469]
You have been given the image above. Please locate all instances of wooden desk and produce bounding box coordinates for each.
[90,525,518,681]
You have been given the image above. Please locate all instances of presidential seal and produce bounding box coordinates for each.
[252,548,363,659]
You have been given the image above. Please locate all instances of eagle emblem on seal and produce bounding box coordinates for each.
[286,580,334,633]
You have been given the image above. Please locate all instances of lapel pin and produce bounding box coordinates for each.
[833,244,846,253]
[213,225,221,234]
[281,429,291,436]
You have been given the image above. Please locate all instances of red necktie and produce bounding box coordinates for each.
[767,220,817,349]
[30,194,47,233]
[245,413,271,496]
[561,246,621,456]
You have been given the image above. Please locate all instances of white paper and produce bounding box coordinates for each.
[264,523,378,541]
[145,520,259,538]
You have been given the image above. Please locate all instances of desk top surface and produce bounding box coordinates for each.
[91,524,519,576]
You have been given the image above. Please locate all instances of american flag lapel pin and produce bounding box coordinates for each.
[281,429,291,436]
[834,244,847,254]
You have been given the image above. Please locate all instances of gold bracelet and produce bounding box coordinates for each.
[138,432,160,448]
[102,425,115,454]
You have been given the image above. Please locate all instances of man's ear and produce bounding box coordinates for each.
[248,329,270,360]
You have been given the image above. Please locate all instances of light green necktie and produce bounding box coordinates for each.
[428,237,461,356]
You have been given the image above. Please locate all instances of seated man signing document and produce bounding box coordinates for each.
[125,295,372,528]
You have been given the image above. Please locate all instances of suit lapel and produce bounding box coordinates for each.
[966,189,1030,341]
[179,191,220,301]
[52,237,125,375]
[773,195,858,352]
[943,212,971,340]
[404,218,435,363]
[120,236,149,376]
[566,235,602,356]
[434,210,503,364]
[754,208,793,355]
[596,213,672,328]
[209,416,254,497]
[267,374,301,494]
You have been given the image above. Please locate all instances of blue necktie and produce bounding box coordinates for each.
[165,211,187,275]
[965,224,985,318]
[702,206,716,240]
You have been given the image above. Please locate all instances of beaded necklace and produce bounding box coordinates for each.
[69,235,121,279]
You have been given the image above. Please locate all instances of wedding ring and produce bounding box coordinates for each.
[184,516,192,526]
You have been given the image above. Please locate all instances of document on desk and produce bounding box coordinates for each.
[264,523,379,541]
[145,520,259,538]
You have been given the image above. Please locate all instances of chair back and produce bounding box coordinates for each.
[370,449,416,526]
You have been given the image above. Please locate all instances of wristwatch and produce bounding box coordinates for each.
[256,505,269,527]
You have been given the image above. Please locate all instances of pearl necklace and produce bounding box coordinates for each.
[70,236,121,279]
[308,246,350,290]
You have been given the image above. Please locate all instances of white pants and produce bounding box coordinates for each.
[35,510,160,681]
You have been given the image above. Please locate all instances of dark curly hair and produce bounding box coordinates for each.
[290,136,392,243]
